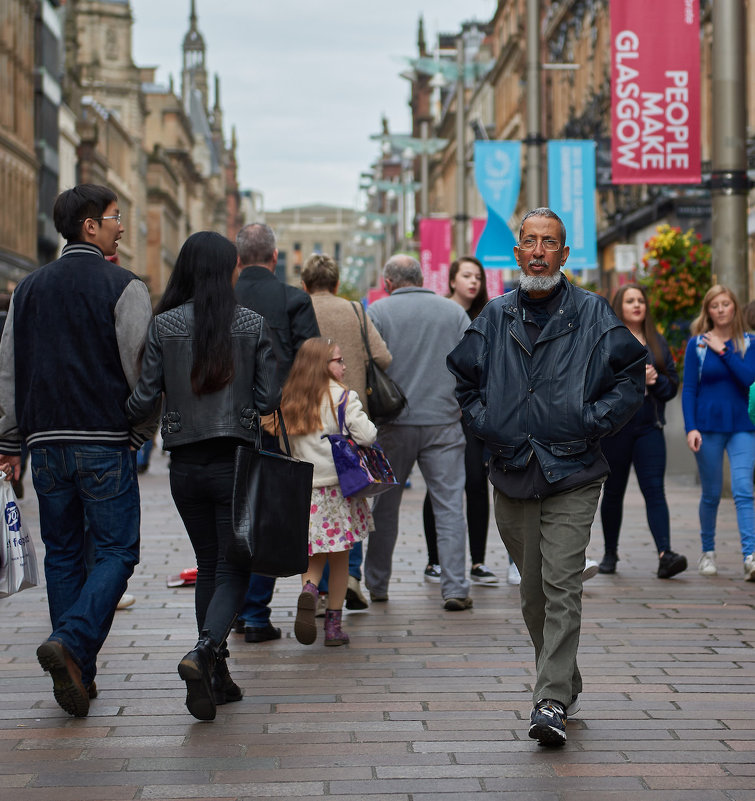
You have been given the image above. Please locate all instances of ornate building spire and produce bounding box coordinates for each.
[181,0,208,111]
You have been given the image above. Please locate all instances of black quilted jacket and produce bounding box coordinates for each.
[125,301,281,449]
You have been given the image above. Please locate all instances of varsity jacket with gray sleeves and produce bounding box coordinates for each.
[0,243,154,453]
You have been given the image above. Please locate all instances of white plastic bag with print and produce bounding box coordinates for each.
[0,475,38,598]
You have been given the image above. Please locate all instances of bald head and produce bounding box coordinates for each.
[383,254,423,292]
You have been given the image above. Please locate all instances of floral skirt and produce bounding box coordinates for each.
[309,484,373,555]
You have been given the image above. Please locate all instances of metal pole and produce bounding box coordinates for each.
[711,0,748,302]
[525,0,543,209]
[420,119,429,218]
[454,36,467,256]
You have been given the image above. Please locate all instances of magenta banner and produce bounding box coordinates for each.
[419,218,452,295]
[611,0,700,184]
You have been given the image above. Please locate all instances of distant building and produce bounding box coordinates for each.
[265,204,360,286]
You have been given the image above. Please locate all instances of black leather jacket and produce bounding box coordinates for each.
[447,279,646,485]
[126,302,281,449]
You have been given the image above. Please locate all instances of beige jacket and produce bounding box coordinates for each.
[289,382,377,487]
[309,292,392,413]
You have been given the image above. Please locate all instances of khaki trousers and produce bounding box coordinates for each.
[493,479,603,705]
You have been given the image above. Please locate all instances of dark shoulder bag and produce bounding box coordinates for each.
[231,410,313,577]
[352,302,407,425]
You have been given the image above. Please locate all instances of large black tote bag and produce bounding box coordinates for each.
[231,410,313,578]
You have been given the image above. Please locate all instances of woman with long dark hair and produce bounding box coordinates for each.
[598,283,687,578]
[126,231,280,720]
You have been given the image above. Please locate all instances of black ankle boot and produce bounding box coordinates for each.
[212,645,243,705]
[598,551,618,574]
[177,631,218,721]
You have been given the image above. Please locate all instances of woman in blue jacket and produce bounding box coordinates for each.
[682,284,755,580]
[599,284,686,578]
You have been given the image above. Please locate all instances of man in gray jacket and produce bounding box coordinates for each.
[364,255,471,610]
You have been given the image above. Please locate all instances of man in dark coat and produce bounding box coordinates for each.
[234,223,319,642]
[448,208,646,747]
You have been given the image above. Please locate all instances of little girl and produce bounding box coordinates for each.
[278,337,376,646]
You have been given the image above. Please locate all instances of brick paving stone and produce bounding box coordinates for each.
[0,454,753,799]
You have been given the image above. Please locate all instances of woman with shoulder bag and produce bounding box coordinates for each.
[126,231,280,720]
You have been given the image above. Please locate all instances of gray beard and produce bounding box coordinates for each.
[519,269,562,294]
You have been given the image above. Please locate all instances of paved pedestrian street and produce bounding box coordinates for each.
[1,448,754,800]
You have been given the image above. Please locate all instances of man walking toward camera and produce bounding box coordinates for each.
[448,208,646,746]
[0,184,154,717]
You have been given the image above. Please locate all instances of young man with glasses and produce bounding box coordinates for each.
[0,184,154,716]
[448,208,646,746]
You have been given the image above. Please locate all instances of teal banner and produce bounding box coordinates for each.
[547,140,598,270]
[473,141,521,269]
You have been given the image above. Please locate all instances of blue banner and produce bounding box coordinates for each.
[473,141,521,269]
[547,140,597,270]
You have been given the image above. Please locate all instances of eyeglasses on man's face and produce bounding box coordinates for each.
[517,237,561,252]
[79,214,122,224]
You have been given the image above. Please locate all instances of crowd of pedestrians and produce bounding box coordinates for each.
[1,185,754,749]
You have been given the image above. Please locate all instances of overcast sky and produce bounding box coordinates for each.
[129,0,496,211]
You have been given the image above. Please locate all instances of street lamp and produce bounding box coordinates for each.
[405,40,494,256]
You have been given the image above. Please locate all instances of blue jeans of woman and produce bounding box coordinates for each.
[170,459,249,645]
[694,430,755,558]
[600,419,670,554]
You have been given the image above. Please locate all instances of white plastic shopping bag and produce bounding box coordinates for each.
[0,476,39,598]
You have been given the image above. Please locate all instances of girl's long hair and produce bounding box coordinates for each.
[448,256,488,319]
[690,284,747,353]
[280,338,345,435]
[611,283,668,375]
[155,231,238,394]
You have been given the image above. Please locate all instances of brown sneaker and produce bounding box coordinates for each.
[36,640,90,717]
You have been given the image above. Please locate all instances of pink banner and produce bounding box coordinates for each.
[611,0,700,184]
[472,218,505,299]
[419,218,452,295]
[366,287,388,305]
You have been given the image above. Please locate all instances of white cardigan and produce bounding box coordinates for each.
[289,381,377,488]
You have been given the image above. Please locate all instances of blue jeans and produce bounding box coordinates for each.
[30,444,140,686]
[136,438,153,469]
[240,573,276,626]
[695,430,755,558]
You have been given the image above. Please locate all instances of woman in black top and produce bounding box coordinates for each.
[127,231,280,720]
[598,283,686,579]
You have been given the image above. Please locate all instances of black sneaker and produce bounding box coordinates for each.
[528,699,567,746]
[423,564,441,583]
[598,551,618,574]
[470,564,499,584]
[657,550,688,579]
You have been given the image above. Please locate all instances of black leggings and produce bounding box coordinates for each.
[424,422,489,565]
[170,459,248,645]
